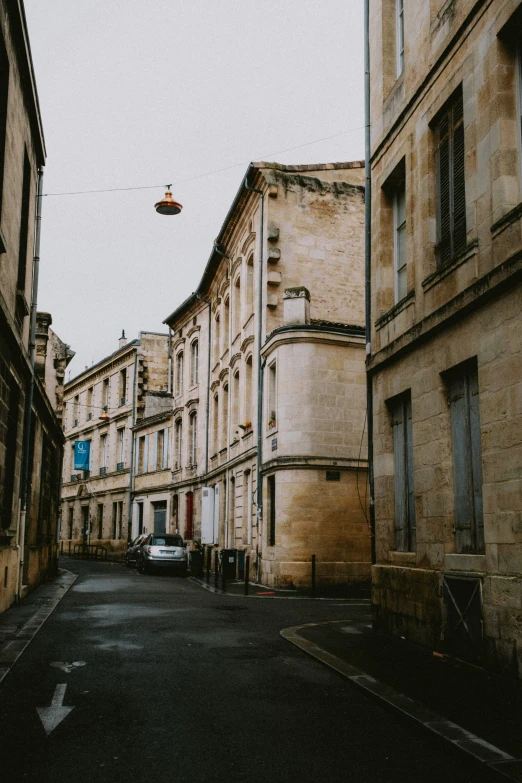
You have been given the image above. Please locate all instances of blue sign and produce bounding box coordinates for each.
[74,441,91,471]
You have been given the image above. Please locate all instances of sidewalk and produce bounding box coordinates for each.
[282,617,522,782]
[0,568,77,686]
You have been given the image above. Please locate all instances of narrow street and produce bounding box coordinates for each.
[1,561,497,783]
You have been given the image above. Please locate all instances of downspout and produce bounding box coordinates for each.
[167,326,172,395]
[127,351,138,541]
[213,243,232,548]
[244,176,264,582]
[364,0,376,565]
[17,167,44,601]
[194,293,212,476]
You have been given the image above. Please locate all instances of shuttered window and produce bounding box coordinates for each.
[446,361,484,554]
[390,392,416,552]
[436,89,466,266]
[394,181,407,302]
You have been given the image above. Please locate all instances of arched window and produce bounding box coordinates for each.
[214,313,220,364]
[174,419,183,469]
[246,253,254,316]
[190,340,199,386]
[189,412,197,466]
[213,394,219,454]
[233,276,241,337]
[244,355,253,424]
[223,296,230,354]
[232,370,240,437]
[175,352,184,396]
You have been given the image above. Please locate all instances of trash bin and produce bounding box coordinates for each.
[190,549,202,577]
[221,549,237,580]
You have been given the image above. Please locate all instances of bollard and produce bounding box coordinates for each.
[311,554,316,591]
[214,551,219,589]
[244,554,250,596]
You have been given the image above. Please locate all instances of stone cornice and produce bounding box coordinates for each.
[261,328,364,357]
[186,325,201,339]
[240,335,255,353]
[229,352,242,370]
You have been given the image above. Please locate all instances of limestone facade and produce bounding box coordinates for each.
[60,332,169,557]
[163,162,371,588]
[0,0,70,612]
[369,0,522,674]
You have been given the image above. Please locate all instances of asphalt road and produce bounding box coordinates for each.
[0,560,497,782]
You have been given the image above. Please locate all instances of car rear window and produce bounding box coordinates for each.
[151,536,184,547]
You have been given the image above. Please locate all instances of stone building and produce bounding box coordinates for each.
[163,161,371,588]
[368,0,522,674]
[0,0,71,612]
[60,331,169,557]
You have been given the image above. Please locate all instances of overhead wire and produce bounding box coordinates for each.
[43,125,365,197]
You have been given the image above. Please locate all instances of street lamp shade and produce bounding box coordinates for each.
[155,185,182,215]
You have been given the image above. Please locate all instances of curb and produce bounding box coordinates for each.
[188,577,371,602]
[281,621,522,782]
[0,569,78,687]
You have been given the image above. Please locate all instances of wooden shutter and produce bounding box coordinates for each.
[452,94,466,256]
[448,364,484,554]
[438,113,451,266]
[391,394,416,552]
[437,90,466,266]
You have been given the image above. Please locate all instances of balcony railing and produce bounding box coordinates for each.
[116,462,124,471]
[99,467,107,475]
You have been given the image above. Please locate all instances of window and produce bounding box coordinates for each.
[244,355,253,425]
[517,42,522,182]
[102,378,109,411]
[222,384,229,449]
[189,413,197,466]
[155,429,168,470]
[112,502,117,539]
[224,297,230,353]
[232,371,240,439]
[175,352,184,396]
[175,419,183,469]
[73,395,79,426]
[268,361,277,429]
[0,24,9,229]
[212,394,219,454]
[100,434,108,474]
[68,507,74,539]
[444,360,484,554]
[389,392,416,552]
[15,151,32,330]
[436,89,466,266]
[190,340,199,386]
[137,435,148,474]
[214,314,221,364]
[0,366,20,529]
[117,428,125,469]
[246,254,254,316]
[233,277,241,337]
[396,0,404,77]
[119,368,127,405]
[97,504,104,539]
[393,181,407,302]
[244,470,253,545]
[87,387,93,420]
[268,475,276,546]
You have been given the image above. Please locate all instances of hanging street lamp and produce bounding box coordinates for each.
[155,185,182,215]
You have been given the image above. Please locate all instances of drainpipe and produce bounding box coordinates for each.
[194,293,212,475]
[17,167,44,601]
[127,351,138,541]
[364,0,376,565]
[167,326,172,395]
[244,175,264,582]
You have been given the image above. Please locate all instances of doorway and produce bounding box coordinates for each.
[152,501,167,535]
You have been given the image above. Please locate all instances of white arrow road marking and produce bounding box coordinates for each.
[37,684,74,735]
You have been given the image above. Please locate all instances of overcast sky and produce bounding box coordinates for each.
[23,0,364,379]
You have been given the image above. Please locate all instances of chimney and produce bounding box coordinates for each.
[119,330,127,349]
[283,287,311,326]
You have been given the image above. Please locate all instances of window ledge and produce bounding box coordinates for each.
[444,553,486,573]
[375,290,415,331]
[388,551,416,565]
[422,239,478,292]
[490,201,522,238]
